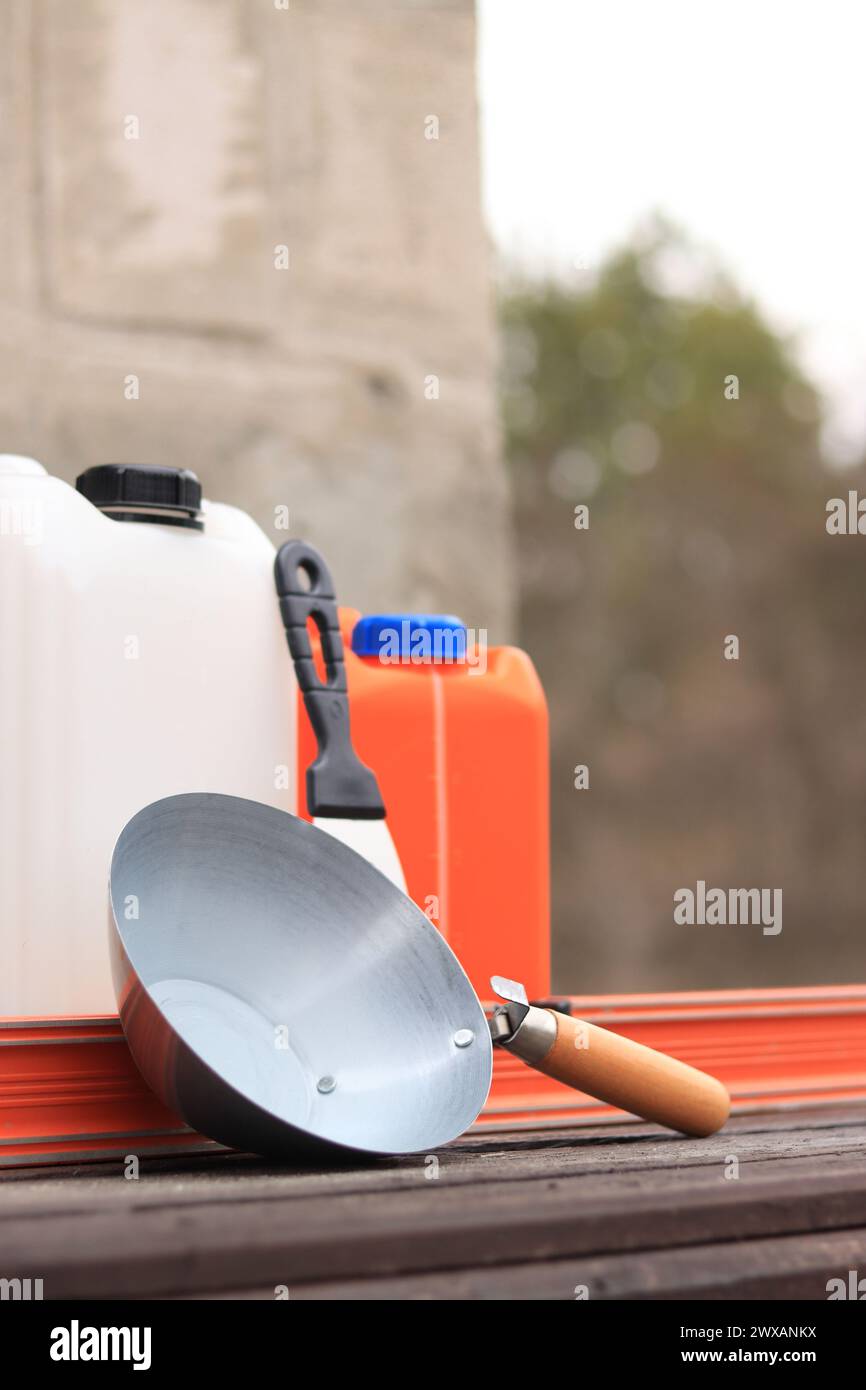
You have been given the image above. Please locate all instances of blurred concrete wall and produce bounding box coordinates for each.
[0,0,513,635]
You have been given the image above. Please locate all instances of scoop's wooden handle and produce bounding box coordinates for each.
[534,1011,730,1136]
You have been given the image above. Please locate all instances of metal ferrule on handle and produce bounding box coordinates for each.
[490,1002,557,1064]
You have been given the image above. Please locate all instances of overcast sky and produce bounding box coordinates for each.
[477,0,866,465]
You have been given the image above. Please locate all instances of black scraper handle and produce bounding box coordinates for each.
[274,540,385,820]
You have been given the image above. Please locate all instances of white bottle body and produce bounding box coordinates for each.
[0,458,296,1016]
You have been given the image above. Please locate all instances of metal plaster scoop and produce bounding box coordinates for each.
[109,795,729,1162]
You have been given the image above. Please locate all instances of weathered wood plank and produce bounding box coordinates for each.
[2,1113,864,1215]
[3,1109,864,1300]
[200,1228,866,1301]
[3,1147,866,1299]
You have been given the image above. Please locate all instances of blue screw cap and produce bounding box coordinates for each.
[351,613,468,662]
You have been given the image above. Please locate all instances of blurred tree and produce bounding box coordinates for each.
[500,219,866,991]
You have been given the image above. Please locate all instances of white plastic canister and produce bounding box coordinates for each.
[0,457,296,1017]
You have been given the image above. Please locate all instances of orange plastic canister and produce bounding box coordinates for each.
[296,610,550,1002]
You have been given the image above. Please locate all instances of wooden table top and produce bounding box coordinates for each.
[3,1104,865,1300]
